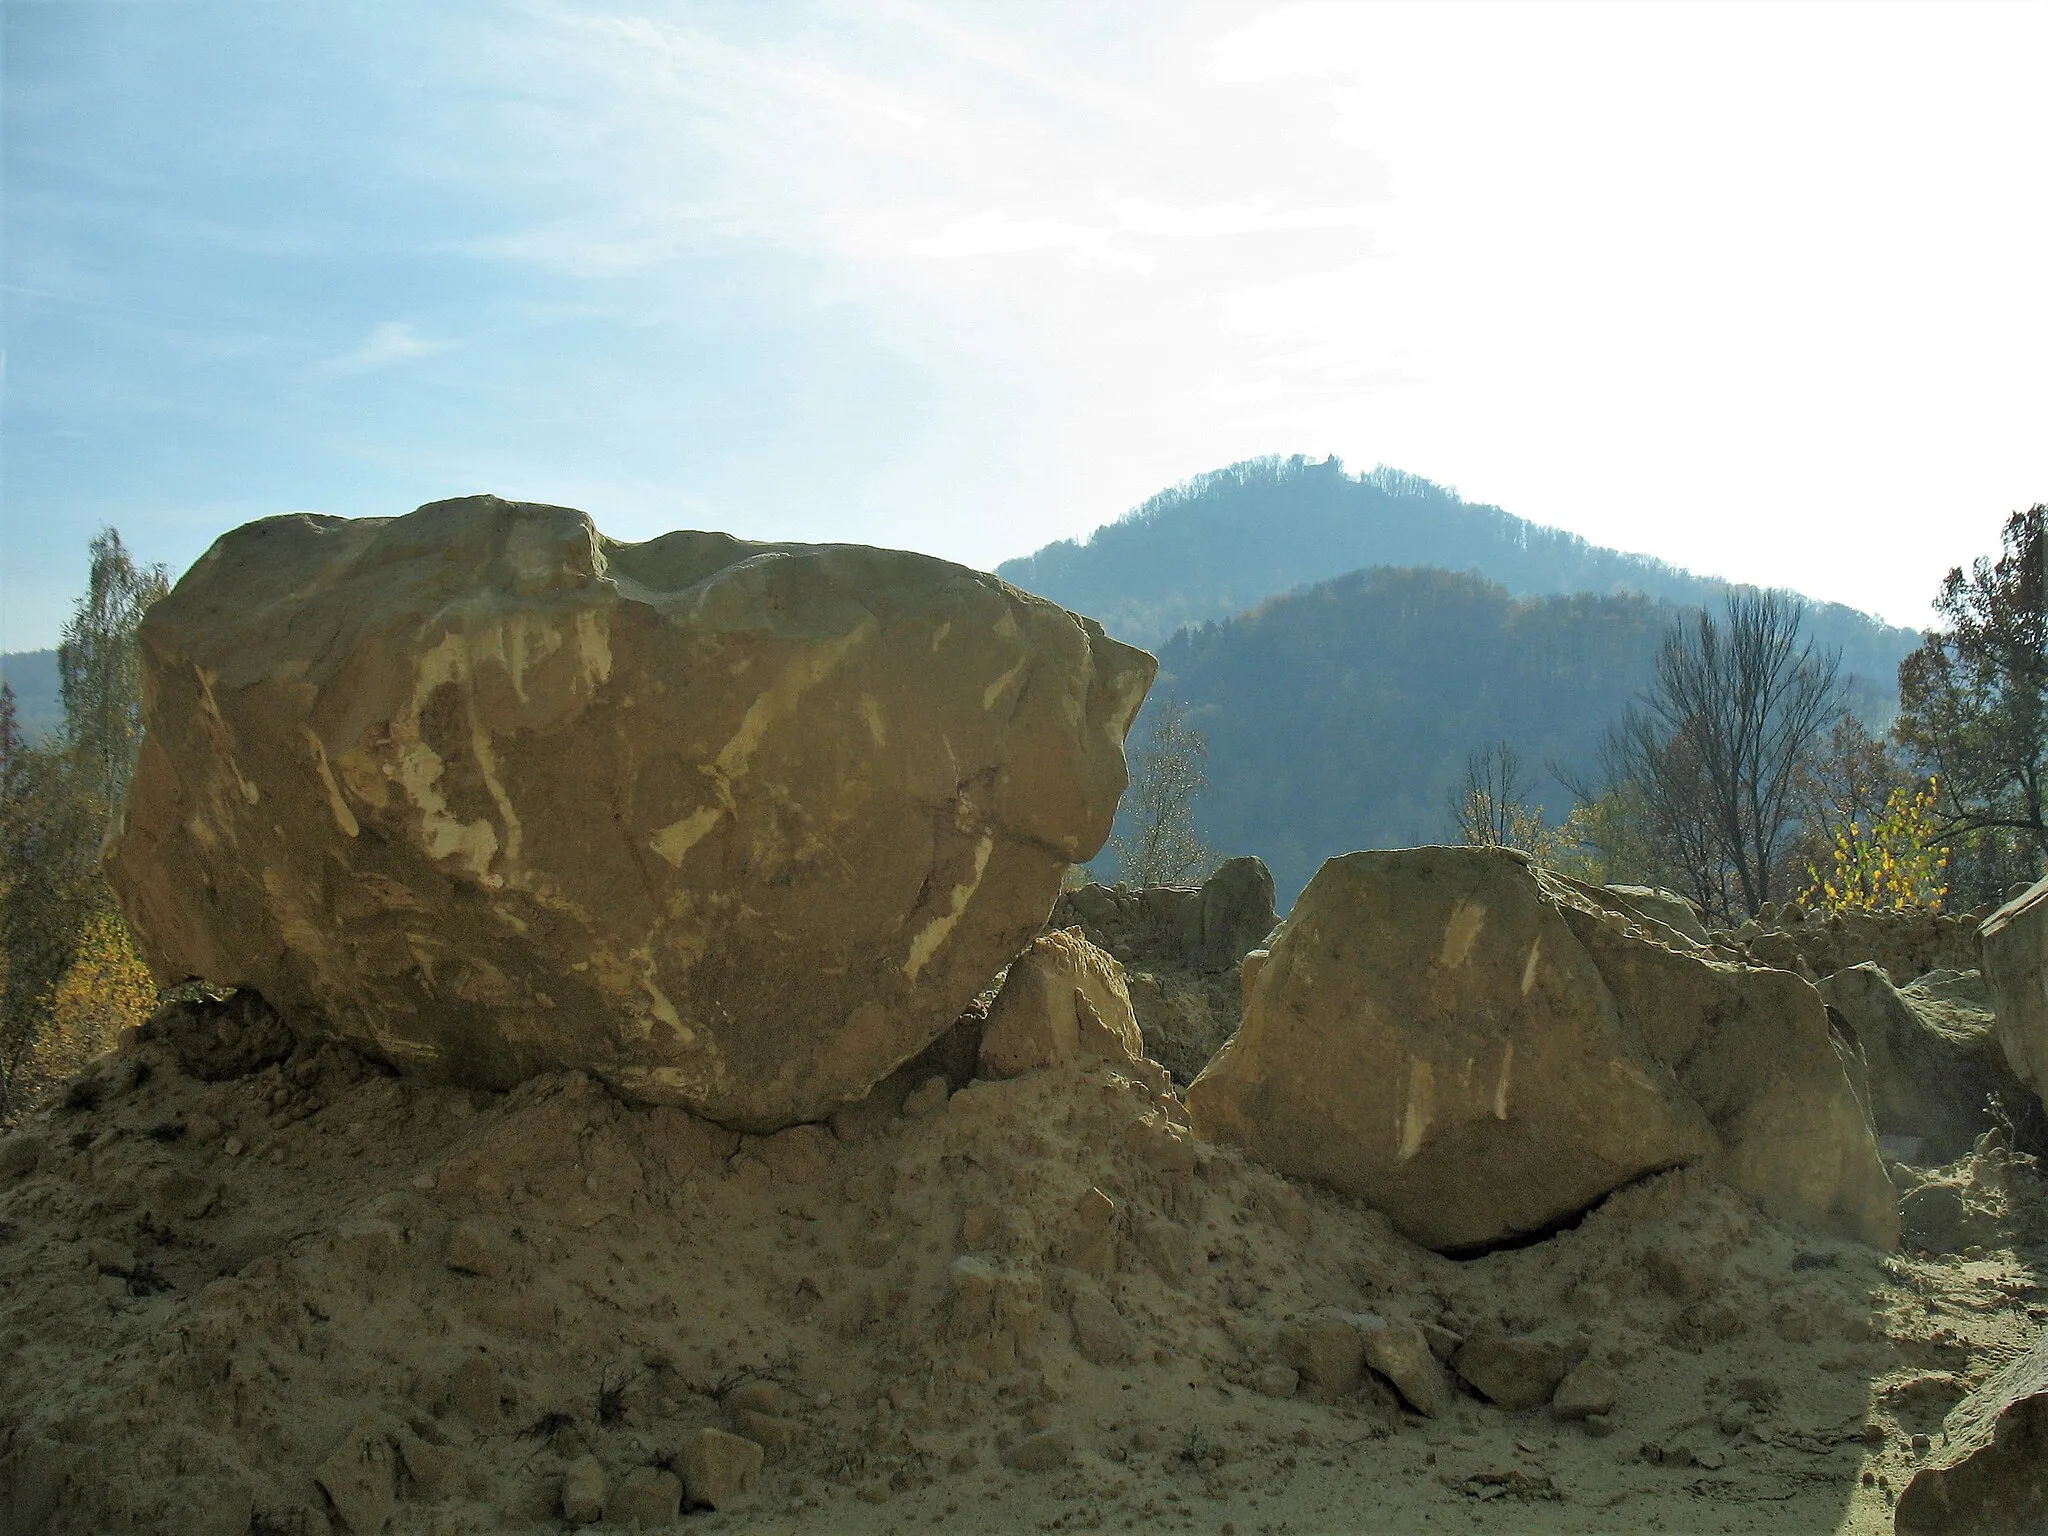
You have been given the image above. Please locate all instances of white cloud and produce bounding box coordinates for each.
[317,320,453,377]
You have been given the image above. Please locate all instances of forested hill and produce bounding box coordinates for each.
[998,455,1921,687]
[0,650,61,741]
[1137,567,1912,907]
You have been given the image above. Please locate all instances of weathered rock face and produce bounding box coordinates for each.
[105,497,1154,1130]
[1185,847,1897,1252]
[1818,964,2030,1163]
[977,929,1146,1080]
[1981,874,2048,1112]
[1602,885,1708,944]
[1895,1324,2048,1536]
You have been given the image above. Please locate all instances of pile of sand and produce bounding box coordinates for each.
[3,1001,2044,1535]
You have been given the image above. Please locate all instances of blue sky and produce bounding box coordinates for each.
[3,0,2044,653]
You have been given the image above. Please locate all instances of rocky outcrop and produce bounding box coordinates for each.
[1602,885,1708,944]
[1185,846,1897,1252]
[1895,1324,2048,1535]
[977,929,1146,1080]
[104,497,1154,1130]
[1049,859,1276,1083]
[1980,874,2048,1113]
[1722,904,1982,985]
[1819,965,2030,1163]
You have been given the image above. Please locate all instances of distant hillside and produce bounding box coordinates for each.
[1108,567,1914,907]
[0,650,61,741]
[998,456,1921,695]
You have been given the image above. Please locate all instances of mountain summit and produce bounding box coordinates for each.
[998,455,1917,680]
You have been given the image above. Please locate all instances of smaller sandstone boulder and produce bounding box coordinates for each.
[1895,1326,2047,1535]
[725,1381,784,1416]
[1176,856,1279,972]
[1253,1365,1300,1399]
[1068,1286,1135,1366]
[1451,1334,1571,1412]
[680,1428,762,1508]
[1551,1361,1621,1421]
[560,1455,606,1525]
[730,1409,804,1462]
[1279,1314,1366,1401]
[1356,1315,1453,1418]
[605,1465,684,1525]
[1820,963,2025,1161]
[1000,1429,1072,1472]
[315,1419,395,1536]
[979,930,1144,1078]
[1979,876,2048,1113]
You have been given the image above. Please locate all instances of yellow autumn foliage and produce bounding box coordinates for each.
[1802,777,1950,913]
[30,907,157,1093]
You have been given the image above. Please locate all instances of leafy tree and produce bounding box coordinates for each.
[59,528,167,809]
[0,529,165,1119]
[1895,504,2048,903]
[1802,777,1950,913]
[1604,592,1844,921]
[1106,700,1216,886]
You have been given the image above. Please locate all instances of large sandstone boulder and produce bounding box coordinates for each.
[1819,964,2029,1163]
[1186,847,1896,1252]
[1894,1324,2048,1535]
[1980,874,2048,1112]
[105,497,1154,1130]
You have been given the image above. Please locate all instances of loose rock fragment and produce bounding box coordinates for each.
[1357,1315,1454,1418]
[1551,1361,1621,1421]
[605,1466,684,1526]
[681,1427,763,1508]
[1451,1334,1570,1412]
[1001,1429,1073,1472]
[315,1418,395,1536]
[560,1454,606,1525]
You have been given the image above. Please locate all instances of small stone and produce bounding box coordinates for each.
[447,1355,500,1428]
[731,1409,805,1462]
[1252,1365,1300,1399]
[561,1454,606,1525]
[604,1466,683,1526]
[1000,1429,1073,1472]
[396,1434,460,1501]
[474,1294,554,1335]
[1582,1413,1615,1439]
[1069,1287,1135,1366]
[726,1380,785,1416]
[1551,1361,1621,1422]
[959,1203,1006,1251]
[149,1169,218,1221]
[222,1136,245,1157]
[443,1219,511,1278]
[0,1132,44,1182]
[901,1075,950,1118]
[1452,1335,1570,1412]
[1357,1315,1454,1418]
[1132,1428,1161,1452]
[1421,1322,1463,1362]
[315,1418,395,1535]
[1279,1315,1365,1400]
[681,1427,763,1509]
[86,1237,138,1275]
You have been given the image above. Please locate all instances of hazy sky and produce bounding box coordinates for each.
[3,0,2044,653]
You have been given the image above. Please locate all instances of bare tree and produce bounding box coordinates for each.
[1108,700,1215,886]
[1449,742,1528,848]
[1605,591,1843,920]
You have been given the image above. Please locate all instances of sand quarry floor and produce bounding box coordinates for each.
[1,1014,2044,1536]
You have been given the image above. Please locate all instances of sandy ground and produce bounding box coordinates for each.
[0,1010,2042,1536]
